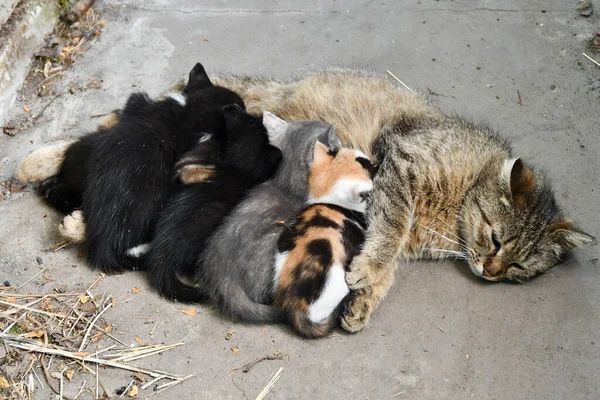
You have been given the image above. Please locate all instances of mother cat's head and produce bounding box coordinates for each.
[460,158,594,282]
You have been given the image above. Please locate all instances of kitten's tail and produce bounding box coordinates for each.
[216,286,283,324]
[287,308,337,339]
[152,270,209,304]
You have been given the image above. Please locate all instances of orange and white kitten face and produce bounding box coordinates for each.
[307,141,376,213]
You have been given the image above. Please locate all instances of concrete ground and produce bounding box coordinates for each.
[1,0,599,398]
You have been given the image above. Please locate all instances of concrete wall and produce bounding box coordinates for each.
[0,0,20,26]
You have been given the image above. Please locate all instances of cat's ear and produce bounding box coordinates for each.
[263,111,288,148]
[122,92,152,116]
[184,63,213,93]
[501,158,534,205]
[313,141,332,165]
[317,125,342,153]
[547,219,595,251]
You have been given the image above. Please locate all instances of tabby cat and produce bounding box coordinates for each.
[274,141,374,338]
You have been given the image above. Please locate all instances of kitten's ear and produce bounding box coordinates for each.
[317,125,342,153]
[263,111,288,148]
[223,104,246,130]
[313,141,332,165]
[184,63,213,93]
[502,158,534,204]
[547,219,595,251]
[122,92,152,116]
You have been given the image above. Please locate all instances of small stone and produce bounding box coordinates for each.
[550,84,556,90]
[36,256,43,265]
[3,281,10,287]
[580,9,593,17]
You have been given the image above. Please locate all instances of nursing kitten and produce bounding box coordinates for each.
[274,142,374,338]
[147,105,282,302]
[209,69,594,331]
[195,114,342,323]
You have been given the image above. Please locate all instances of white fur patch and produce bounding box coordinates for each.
[468,261,484,278]
[262,111,288,149]
[308,263,349,323]
[273,252,288,293]
[167,92,187,106]
[500,158,519,186]
[125,243,151,258]
[198,133,213,143]
[354,150,370,161]
[308,178,373,212]
[17,142,75,184]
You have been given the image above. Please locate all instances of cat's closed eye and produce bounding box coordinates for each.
[491,231,501,253]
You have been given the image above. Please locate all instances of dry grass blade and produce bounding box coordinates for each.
[78,301,112,351]
[582,52,600,68]
[0,276,192,398]
[18,267,48,288]
[386,70,416,94]
[255,367,283,400]
[6,338,187,380]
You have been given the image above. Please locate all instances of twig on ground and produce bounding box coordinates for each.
[230,354,285,376]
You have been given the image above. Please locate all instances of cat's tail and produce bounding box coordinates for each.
[287,308,337,339]
[216,286,283,324]
[151,266,209,304]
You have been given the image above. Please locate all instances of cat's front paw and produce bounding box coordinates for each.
[340,289,372,332]
[345,255,382,289]
[58,210,86,243]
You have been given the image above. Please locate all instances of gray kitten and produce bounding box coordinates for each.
[194,113,342,322]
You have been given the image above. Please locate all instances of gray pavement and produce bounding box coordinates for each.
[0,1,599,398]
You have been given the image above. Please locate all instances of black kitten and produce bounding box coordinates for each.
[147,105,282,302]
[40,63,244,273]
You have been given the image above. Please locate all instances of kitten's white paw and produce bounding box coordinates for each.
[17,142,74,183]
[58,210,86,243]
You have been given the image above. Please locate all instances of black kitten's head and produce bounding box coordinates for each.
[180,63,245,143]
[222,104,282,182]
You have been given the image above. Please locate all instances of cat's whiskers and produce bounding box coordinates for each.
[424,248,469,260]
[418,223,473,254]
[435,215,469,246]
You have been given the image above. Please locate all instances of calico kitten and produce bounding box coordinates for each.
[194,113,342,323]
[147,105,282,302]
[274,142,374,338]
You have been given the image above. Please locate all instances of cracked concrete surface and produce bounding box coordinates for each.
[0,0,599,398]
